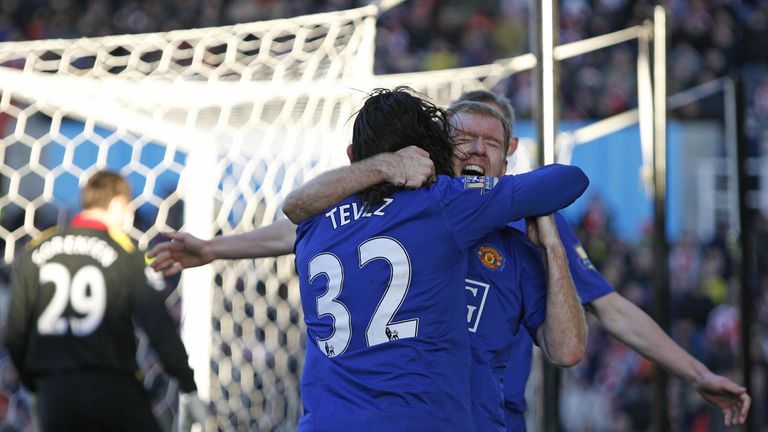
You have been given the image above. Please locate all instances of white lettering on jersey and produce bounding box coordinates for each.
[465,279,490,333]
[338,204,351,226]
[38,263,107,336]
[310,236,417,356]
[32,235,118,267]
[324,198,394,230]
[373,198,393,215]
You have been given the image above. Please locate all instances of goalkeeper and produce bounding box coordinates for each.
[6,171,206,432]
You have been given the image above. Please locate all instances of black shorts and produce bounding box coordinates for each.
[37,370,163,432]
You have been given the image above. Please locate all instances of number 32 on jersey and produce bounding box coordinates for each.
[308,237,418,357]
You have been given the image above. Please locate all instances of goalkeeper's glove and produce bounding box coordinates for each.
[178,391,207,432]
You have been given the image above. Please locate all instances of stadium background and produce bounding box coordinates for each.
[0,0,766,431]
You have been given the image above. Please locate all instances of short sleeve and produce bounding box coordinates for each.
[554,213,614,304]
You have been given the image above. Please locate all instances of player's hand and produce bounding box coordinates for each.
[178,391,208,432]
[525,214,561,250]
[384,146,436,189]
[693,371,750,426]
[147,232,214,276]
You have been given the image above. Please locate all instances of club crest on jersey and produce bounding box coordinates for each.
[463,175,498,194]
[574,245,596,270]
[476,245,504,271]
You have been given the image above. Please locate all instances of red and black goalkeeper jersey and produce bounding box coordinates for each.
[6,214,196,393]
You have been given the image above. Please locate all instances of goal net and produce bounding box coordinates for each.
[0,5,383,431]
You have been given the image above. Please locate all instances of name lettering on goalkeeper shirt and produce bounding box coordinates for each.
[324,198,394,229]
[32,235,118,267]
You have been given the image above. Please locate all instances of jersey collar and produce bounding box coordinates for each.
[71,213,109,231]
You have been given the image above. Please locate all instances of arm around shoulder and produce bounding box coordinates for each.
[283,147,435,224]
[282,156,390,224]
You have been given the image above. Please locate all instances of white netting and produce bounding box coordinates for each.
[0,6,380,83]
[0,6,382,432]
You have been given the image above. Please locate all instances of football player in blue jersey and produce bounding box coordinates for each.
[283,97,589,432]
[453,90,750,430]
[152,87,589,432]
[148,88,750,428]
[285,88,587,431]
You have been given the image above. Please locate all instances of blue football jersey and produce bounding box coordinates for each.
[502,212,614,431]
[294,166,587,432]
[465,228,547,432]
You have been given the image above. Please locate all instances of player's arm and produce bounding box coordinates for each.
[132,257,198,393]
[555,211,750,426]
[501,164,588,219]
[148,219,297,276]
[282,146,435,223]
[6,258,34,388]
[444,164,588,250]
[587,293,750,426]
[529,215,587,367]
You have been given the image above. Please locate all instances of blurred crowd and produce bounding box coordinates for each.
[1,0,768,431]
[1,0,767,123]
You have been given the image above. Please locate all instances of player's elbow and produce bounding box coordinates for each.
[562,323,588,367]
[541,163,589,208]
[563,164,589,201]
[541,327,587,367]
[550,345,585,368]
[282,193,304,224]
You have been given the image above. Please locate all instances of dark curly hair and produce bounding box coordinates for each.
[351,86,456,208]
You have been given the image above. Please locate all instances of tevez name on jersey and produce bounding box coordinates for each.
[323,198,394,230]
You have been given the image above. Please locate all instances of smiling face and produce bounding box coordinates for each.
[450,110,509,178]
